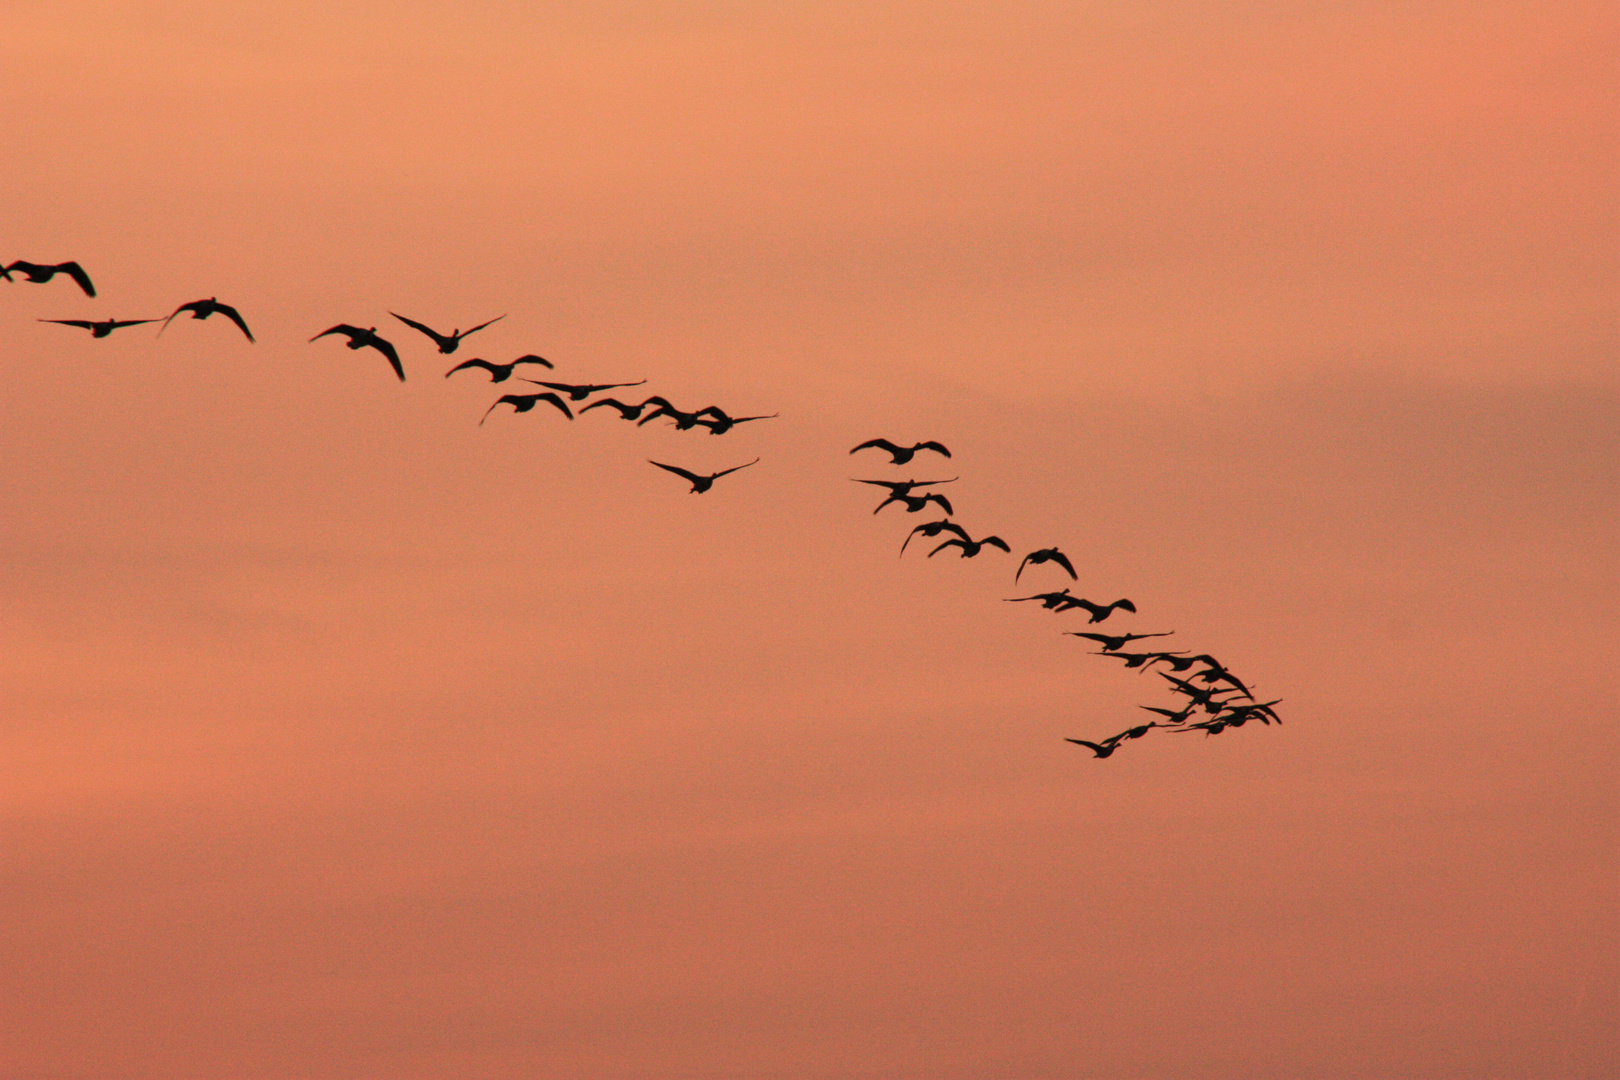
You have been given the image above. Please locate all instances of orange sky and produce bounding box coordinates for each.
[2,1,1615,1077]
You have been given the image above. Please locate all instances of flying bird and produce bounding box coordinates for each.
[1005,588,1085,610]
[580,396,663,420]
[38,317,157,337]
[849,438,951,465]
[480,391,574,424]
[444,355,555,381]
[310,324,406,380]
[1016,547,1077,582]
[899,518,970,555]
[1089,649,1188,671]
[528,379,647,402]
[4,260,95,296]
[1066,631,1175,652]
[694,408,779,435]
[391,312,505,353]
[636,400,709,430]
[929,533,1010,559]
[647,458,759,493]
[852,478,957,497]
[1065,736,1125,758]
[160,298,254,342]
[1064,597,1138,623]
[876,491,954,516]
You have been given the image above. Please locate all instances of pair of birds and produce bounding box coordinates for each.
[311,312,506,380]
[40,297,255,342]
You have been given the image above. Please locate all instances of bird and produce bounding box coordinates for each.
[1155,673,1245,711]
[580,396,664,420]
[444,355,555,381]
[1089,649,1188,671]
[1064,597,1138,623]
[852,477,957,498]
[877,491,954,516]
[929,533,1010,559]
[849,438,951,465]
[160,298,254,342]
[390,312,505,353]
[528,379,647,402]
[1183,656,1255,698]
[4,260,95,296]
[480,391,574,424]
[1139,704,1197,725]
[1065,736,1125,758]
[1004,588,1085,610]
[38,317,157,337]
[1016,547,1077,582]
[899,518,970,555]
[636,400,709,430]
[648,458,759,493]
[310,325,406,380]
[1065,631,1175,652]
[694,408,779,435]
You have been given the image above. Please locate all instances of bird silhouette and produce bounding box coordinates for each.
[160,298,254,342]
[1066,631,1175,652]
[480,391,574,424]
[899,518,970,555]
[1155,672,1245,711]
[1004,588,1084,610]
[4,260,95,296]
[1139,704,1197,725]
[444,355,555,381]
[928,532,1010,559]
[849,438,951,464]
[636,400,712,429]
[310,325,406,380]
[1064,597,1138,623]
[38,317,157,337]
[1182,656,1254,698]
[648,458,759,493]
[529,379,647,402]
[1015,547,1077,582]
[391,312,505,353]
[1089,649,1188,671]
[580,396,664,420]
[877,491,954,516]
[1065,736,1124,758]
[694,407,779,435]
[853,477,957,497]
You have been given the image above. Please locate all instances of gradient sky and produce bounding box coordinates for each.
[2,2,1615,1077]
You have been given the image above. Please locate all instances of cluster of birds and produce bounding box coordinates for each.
[9,260,771,494]
[849,439,1282,758]
[12,256,1280,760]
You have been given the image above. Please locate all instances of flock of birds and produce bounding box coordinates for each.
[7,257,1280,759]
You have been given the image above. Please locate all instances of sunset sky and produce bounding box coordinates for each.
[2,1,1615,1077]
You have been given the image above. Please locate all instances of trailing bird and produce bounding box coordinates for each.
[1064,597,1138,623]
[480,391,574,424]
[38,317,157,337]
[391,312,504,353]
[849,438,951,464]
[1089,650,1188,671]
[899,518,970,555]
[444,355,555,381]
[1016,547,1077,582]
[929,533,1010,559]
[854,478,957,516]
[1139,704,1197,725]
[4,260,95,296]
[310,324,406,380]
[1066,631,1175,652]
[694,407,779,435]
[648,458,759,493]
[160,298,254,342]
[1004,588,1085,610]
[875,490,954,516]
[529,379,647,402]
[1065,736,1125,758]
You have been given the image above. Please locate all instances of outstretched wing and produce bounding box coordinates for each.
[370,337,405,381]
[59,261,96,297]
[648,460,702,484]
[390,312,445,343]
[981,536,1011,552]
[534,392,573,419]
[445,358,501,379]
[39,319,95,330]
[460,314,506,338]
[1049,550,1077,579]
[923,493,954,515]
[928,539,966,558]
[160,301,204,335]
[915,441,951,458]
[214,302,254,342]
[509,354,554,370]
[712,458,760,479]
[850,438,902,456]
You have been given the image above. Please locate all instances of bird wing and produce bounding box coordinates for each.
[529,381,576,394]
[924,493,954,515]
[445,359,499,378]
[391,312,446,343]
[712,458,760,479]
[59,261,96,297]
[160,301,204,335]
[510,354,555,369]
[1015,554,1034,581]
[460,314,506,337]
[536,393,573,419]
[853,479,906,490]
[215,303,254,342]
[111,319,160,328]
[39,319,95,329]
[310,323,362,343]
[1114,599,1137,614]
[1050,550,1078,579]
[648,460,703,483]
[927,539,966,557]
[369,337,405,381]
[916,441,951,457]
[1066,632,1111,646]
[850,438,901,456]
[981,536,1011,552]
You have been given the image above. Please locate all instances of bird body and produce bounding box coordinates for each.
[161,298,254,342]
[310,324,405,380]
[39,317,156,337]
[648,458,759,493]
[391,312,504,353]
[4,260,95,296]
[849,438,951,464]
